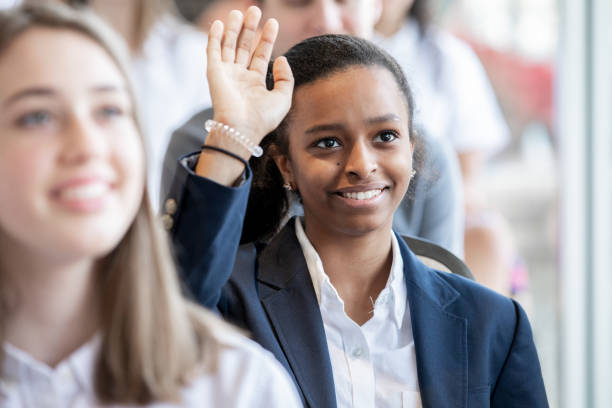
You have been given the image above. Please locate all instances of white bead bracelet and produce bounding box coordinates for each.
[204,119,263,158]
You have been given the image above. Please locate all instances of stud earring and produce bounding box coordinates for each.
[410,169,416,179]
[283,182,293,191]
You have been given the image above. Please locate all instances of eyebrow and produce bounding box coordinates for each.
[304,114,402,134]
[2,85,126,108]
[3,87,55,107]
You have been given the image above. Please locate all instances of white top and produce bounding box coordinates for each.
[0,332,302,407]
[375,19,509,155]
[0,0,21,10]
[130,16,212,210]
[295,219,422,408]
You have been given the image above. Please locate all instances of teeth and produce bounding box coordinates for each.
[341,189,383,200]
[58,182,109,201]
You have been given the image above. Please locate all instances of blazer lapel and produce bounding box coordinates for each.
[398,235,468,408]
[257,222,337,408]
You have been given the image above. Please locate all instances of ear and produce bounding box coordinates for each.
[269,145,295,187]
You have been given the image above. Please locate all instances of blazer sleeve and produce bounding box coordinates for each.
[165,151,251,309]
[491,300,549,407]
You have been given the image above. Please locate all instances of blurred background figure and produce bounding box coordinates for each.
[0,0,21,9]
[374,0,524,297]
[39,0,213,209]
[174,0,251,32]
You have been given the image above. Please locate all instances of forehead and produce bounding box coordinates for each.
[0,27,126,99]
[289,65,409,129]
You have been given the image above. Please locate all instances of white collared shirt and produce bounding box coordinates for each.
[295,218,422,408]
[0,331,302,407]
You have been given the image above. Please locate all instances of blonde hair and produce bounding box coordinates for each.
[0,3,232,404]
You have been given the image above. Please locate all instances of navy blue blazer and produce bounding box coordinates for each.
[166,157,548,408]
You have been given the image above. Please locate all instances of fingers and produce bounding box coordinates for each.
[235,6,261,66]
[207,20,224,66]
[221,10,244,62]
[248,18,279,76]
[271,56,294,96]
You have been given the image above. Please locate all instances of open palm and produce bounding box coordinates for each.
[206,7,294,145]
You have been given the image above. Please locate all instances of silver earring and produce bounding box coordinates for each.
[410,169,416,179]
[283,182,293,191]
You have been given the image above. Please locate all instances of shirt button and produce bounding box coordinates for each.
[164,198,178,215]
[352,348,363,358]
[161,214,174,230]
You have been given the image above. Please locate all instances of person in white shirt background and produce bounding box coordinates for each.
[375,0,522,295]
[0,3,301,406]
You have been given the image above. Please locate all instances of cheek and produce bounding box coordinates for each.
[113,127,146,207]
[0,141,57,250]
[293,159,338,196]
[387,150,413,191]
[0,141,54,216]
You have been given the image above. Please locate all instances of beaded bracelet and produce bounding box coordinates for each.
[204,119,263,157]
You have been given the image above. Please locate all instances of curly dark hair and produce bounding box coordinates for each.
[241,34,424,243]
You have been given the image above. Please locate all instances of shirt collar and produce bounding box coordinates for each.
[2,334,101,395]
[294,217,406,326]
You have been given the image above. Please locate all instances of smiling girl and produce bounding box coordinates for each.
[167,6,548,408]
[0,3,301,406]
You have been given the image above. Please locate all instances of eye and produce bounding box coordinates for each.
[17,110,52,128]
[97,105,124,119]
[374,130,398,143]
[315,137,341,149]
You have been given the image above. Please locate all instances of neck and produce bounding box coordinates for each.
[303,217,394,324]
[375,13,406,38]
[1,239,100,367]
[88,0,140,52]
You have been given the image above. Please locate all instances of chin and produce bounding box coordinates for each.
[48,223,129,260]
[332,214,393,237]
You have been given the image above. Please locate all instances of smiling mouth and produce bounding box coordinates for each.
[56,182,110,201]
[337,188,385,201]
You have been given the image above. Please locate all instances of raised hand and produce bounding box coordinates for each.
[206,6,294,148]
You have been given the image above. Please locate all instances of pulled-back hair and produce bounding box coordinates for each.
[242,34,423,243]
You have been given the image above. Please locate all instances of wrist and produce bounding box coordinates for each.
[204,119,263,158]
[204,128,251,161]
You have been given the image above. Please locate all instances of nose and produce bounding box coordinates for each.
[308,0,343,36]
[345,140,377,179]
[59,113,108,165]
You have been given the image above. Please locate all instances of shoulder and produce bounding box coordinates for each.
[434,270,524,336]
[179,330,301,407]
